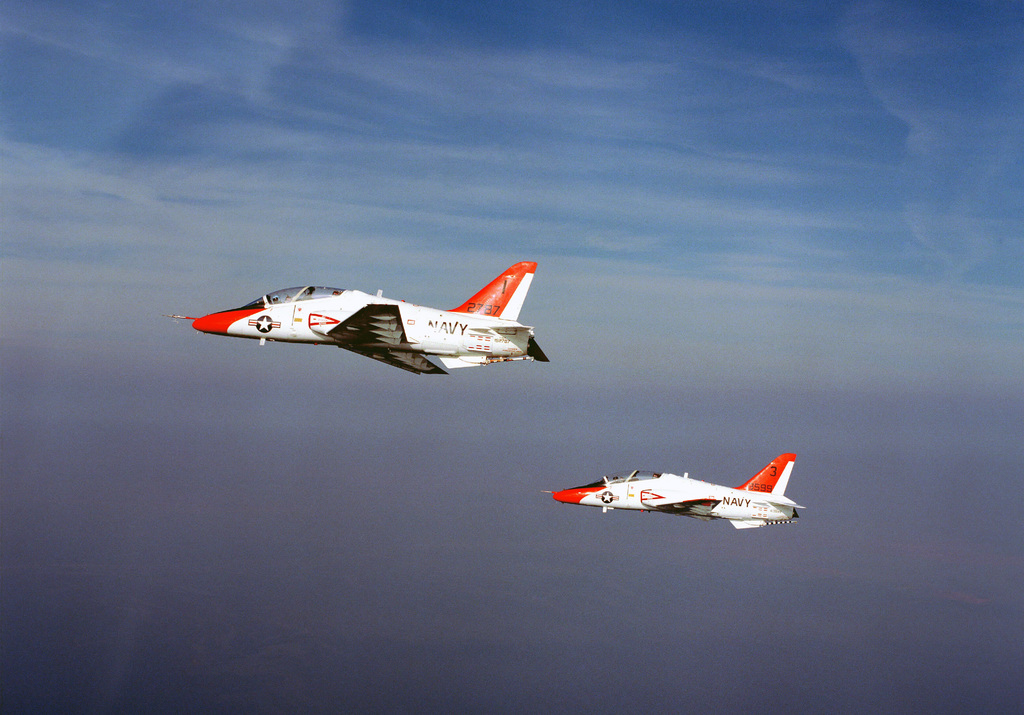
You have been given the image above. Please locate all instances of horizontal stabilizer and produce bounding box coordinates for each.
[754,494,804,510]
[527,337,549,362]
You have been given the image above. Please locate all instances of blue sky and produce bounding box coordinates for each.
[3,1,1023,712]
[3,0,1023,391]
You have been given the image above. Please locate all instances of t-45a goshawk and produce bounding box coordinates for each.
[187,261,548,375]
[551,453,802,529]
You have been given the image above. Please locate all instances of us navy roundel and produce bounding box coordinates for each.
[248,315,281,333]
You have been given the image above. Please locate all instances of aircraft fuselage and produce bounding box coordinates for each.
[189,262,548,374]
[198,291,528,355]
[552,454,802,529]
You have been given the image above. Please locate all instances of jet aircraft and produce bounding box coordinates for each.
[551,453,801,529]
[189,261,548,374]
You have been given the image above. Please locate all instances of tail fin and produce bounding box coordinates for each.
[737,453,796,495]
[450,261,537,321]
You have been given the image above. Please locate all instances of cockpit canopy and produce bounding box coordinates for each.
[238,286,347,309]
[570,470,663,489]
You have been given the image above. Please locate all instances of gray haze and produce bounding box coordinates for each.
[3,343,1022,712]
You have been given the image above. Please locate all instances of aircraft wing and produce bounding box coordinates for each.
[345,346,447,375]
[328,304,407,348]
[653,498,721,518]
[327,304,447,375]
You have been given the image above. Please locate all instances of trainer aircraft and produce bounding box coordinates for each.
[551,453,802,529]
[186,261,548,375]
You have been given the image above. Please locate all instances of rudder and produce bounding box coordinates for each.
[450,261,537,321]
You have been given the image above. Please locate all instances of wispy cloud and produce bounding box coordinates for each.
[841,1,1024,283]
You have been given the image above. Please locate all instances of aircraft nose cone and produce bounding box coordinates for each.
[192,313,226,334]
[192,309,256,335]
[552,488,592,504]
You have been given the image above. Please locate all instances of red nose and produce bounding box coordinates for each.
[552,488,597,504]
[192,309,259,335]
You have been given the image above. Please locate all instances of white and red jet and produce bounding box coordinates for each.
[189,261,548,374]
[552,453,802,529]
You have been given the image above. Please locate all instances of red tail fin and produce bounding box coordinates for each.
[737,453,796,495]
[450,261,537,321]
